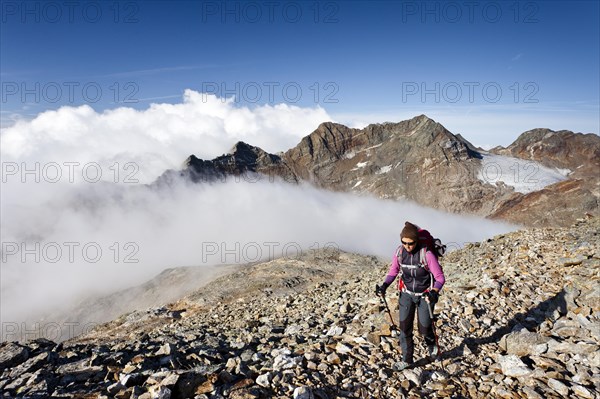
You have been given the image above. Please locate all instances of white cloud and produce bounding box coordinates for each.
[1,90,332,183]
[1,177,517,326]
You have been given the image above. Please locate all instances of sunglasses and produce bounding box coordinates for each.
[401,240,416,246]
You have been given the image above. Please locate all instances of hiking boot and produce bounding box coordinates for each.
[392,360,412,371]
[428,344,440,360]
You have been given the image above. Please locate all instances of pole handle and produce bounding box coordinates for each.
[424,295,434,319]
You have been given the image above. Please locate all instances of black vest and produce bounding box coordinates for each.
[400,245,432,293]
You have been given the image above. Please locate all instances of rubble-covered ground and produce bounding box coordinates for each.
[1,217,599,398]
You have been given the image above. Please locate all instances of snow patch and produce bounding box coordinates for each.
[555,168,571,177]
[351,161,368,171]
[543,132,555,139]
[376,165,393,175]
[477,154,570,194]
[346,143,381,163]
[364,143,382,151]
[443,140,455,149]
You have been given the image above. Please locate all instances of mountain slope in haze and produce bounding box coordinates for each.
[1,217,598,398]
[27,265,241,343]
[159,115,599,227]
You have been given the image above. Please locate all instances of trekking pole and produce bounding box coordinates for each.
[376,285,397,329]
[424,295,443,363]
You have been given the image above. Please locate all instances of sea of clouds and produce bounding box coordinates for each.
[1,91,517,335]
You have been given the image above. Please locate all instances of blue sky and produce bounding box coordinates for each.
[1,0,599,147]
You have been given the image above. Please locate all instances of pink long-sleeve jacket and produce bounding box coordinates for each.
[384,246,445,292]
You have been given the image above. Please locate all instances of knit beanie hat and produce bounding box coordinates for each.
[401,222,419,242]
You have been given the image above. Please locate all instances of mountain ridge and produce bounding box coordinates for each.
[159,115,599,227]
[490,128,600,178]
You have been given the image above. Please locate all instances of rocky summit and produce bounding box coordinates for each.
[1,216,598,398]
[157,115,600,228]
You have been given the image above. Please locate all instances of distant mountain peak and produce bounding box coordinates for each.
[229,140,261,155]
[491,127,600,176]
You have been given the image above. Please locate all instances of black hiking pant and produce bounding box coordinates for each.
[398,291,436,363]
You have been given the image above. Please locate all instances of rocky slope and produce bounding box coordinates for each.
[1,216,598,398]
[158,116,599,227]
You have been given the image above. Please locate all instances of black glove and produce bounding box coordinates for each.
[426,290,439,305]
[375,282,390,296]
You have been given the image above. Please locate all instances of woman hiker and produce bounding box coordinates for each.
[375,221,446,370]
